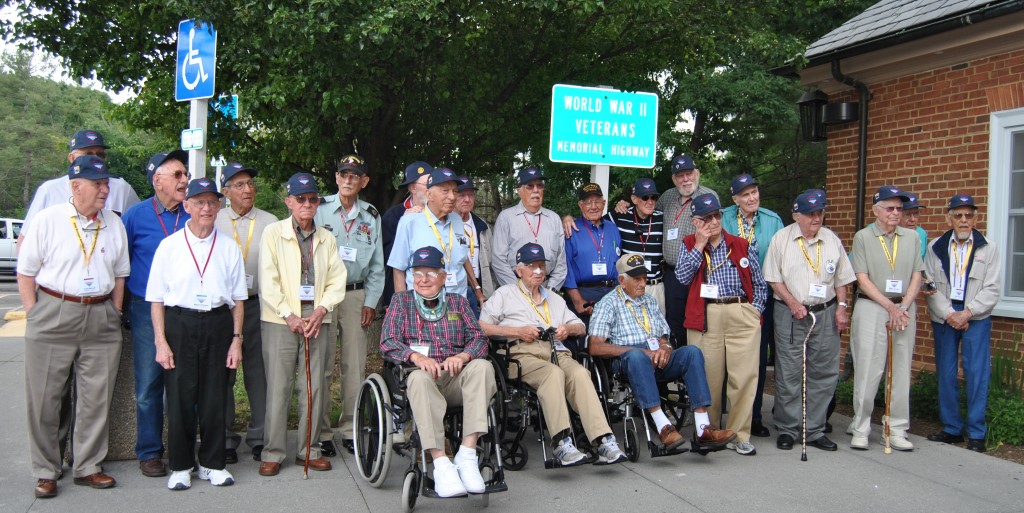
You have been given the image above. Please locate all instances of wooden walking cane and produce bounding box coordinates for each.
[883,327,894,455]
[304,334,313,478]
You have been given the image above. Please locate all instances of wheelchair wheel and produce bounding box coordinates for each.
[623,417,640,463]
[354,374,393,487]
[500,439,528,471]
[401,469,419,513]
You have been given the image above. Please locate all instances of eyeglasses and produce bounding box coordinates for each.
[79,148,107,159]
[226,180,255,191]
[157,170,191,180]
[293,195,320,205]
[879,206,903,213]
[337,172,362,182]
[413,270,443,280]
[950,212,976,220]
[638,195,658,202]
[582,199,605,207]
[523,183,545,191]
[189,199,220,210]
[695,212,723,222]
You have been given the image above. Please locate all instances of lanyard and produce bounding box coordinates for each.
[582,219,606,259]
[703,247,732,280]
[517,281,551,327]
[736,210,755,243]
[673,197,693,223]
[152,198,181,237]
[950,238,972,278]
[634,211,653,252]
[798,238,822,276]
[617,287,650,335]
[877,234,899,274]
[341,203,358,236]
[70,215,100,271]
[523,211,542,241]
[464,225,476,258]
[425,210,454,261]
[184,229,217,285]
[295,227,315,283]
[231,215,256,261]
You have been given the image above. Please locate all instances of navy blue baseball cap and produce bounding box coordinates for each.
[410,246,445,269]
[145,150,189,184]
[286,172,319,196]
[632,178,659,197]
[221,162,258,187]
[337,154,367,175]
[516,243,546,264]
[516,166,547,187]
[729,173,758,195]
[401,161,434,186]
[427,167,460,188]
[67,155,110,180]
[670,154,697,174]
[792,192,826,214]
[186,177,223,199]
[690,193,721,216]
[872,185,909,204]
[947,194,977,210]
[68,130,109,151]
[457,175,478,192]
[903,192,923,210]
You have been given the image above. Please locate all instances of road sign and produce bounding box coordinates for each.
[549,84,659,168]
[181,128,205,150]
[175,19,217,101]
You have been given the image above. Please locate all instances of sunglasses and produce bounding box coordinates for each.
[695,212,723,222]
[637,195,658,202]
[879,206,903,213]
[293,195,321,205]
[950,212,975,220]
[413,271,443,280]
[157,170,191,180]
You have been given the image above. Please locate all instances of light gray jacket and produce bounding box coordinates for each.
[923,229,1001,323]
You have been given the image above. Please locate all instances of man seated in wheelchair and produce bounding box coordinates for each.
[479,243,627,466]
[380,246,496,498]
[588,254,737,451]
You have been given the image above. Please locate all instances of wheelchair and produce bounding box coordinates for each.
[353,357,508,512]
[489,330,600,470]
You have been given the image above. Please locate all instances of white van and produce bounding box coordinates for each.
[0,218,23,274]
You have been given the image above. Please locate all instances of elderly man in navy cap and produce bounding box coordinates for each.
[492,166,568,289]
[676,193,767,456]
[148,178,247,490]
[382,161,434,304]
[848,185,924,451]
[18,155,130,498]
[924,194,1001,453]
[899,192,929,259]
[454,175,495,317]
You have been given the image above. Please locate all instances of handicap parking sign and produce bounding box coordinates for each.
[175,19,217,101]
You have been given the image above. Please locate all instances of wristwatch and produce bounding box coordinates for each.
[233,333,243,340]
[838,301,849,308]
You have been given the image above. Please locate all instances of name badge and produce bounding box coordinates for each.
[666,228,679,241]
[299,285,315,301]
[700,283,720,299]
[445,273,458,287]
[339,246,357,262]
[411,344,430,357]
[447,311,462,321]
[245,274,254,289]
[647,337,660,351]
[79,277,99,295]
[193,294,212,311]
[951,287,965,301]
[808,284,827,299]
[592,262,608,275]
[885,279,903,294]
[553,340,569,352]
[644,260,652,272]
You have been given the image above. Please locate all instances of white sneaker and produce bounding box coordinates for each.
[880,436,914,452]
[850,435,869,450]
[596,435,627,465]
[167,470,191,490]
[432,461,468,498]
[197,465,235,486]
[453,449,485,494]
[726,441,757,455]
[553,437,588,466]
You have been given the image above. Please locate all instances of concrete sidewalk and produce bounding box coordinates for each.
[1,333,1021,513]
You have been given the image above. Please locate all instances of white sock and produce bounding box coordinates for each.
[694,412,711,437]
[455,445,477,462]
[651,410,671,432]
[433,454,454,468]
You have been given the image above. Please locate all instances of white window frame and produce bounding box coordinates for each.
[989,108,1024,319]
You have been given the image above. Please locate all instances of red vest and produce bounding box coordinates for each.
[682,233,756,332]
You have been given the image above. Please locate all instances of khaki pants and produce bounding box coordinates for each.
[688,302,760,442]
[849,298,916,438]
[407,359,496,451]
[320,289,368,443]
[25,293,121,479]
[510,342,611,442]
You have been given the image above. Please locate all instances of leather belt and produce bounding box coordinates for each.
[647,277,664,285]
[346,282,364,291]
[805,298,837,313]
[167,305,230,315]
[300,300,314,305]
[579,280,616,288]
[709,296,748,304]
[39,286,110,305]
[857,293,904,305]
[248,294,259,301]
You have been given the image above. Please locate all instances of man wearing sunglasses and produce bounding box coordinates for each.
[924,195,1000,453]
[258,173,347,476]
[492,166,567,290]
[848,185,924,451]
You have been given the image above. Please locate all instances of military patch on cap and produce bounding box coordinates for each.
[627,254,644,266]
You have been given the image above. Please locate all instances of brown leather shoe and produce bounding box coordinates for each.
[295,457,332,471]
[73,472,116,489]
[139,458,167,477]
[659,425,685,450]
[35,479,57,498]
[258,461,281,476]
[696,425,737,449]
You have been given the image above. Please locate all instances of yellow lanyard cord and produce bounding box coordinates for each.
[517,281,551,327]
[70,215,100,270]
[703,247,732,279]
[425,210,454,261]
[950,238,972,278]
[231,215,255,261]
[798,238,822,276]
[736,211,755,243]
[877,234,899,274]
[464,226,476,258]
[617,287,650,335]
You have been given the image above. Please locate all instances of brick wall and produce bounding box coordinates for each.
[825,49,1024,375]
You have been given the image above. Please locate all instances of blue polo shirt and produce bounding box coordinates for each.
[387,207,469,297]
[564,217,621,289]
[123,197,191,298]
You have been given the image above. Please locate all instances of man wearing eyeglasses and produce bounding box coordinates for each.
[564,183,621,322]
[492,167,567,290]
[720,173,785,439]
[848,185,924,451]
[18,156,130,498]
[122,150,192,478]
[382,161,434,304]
[676,193,767,456]
[924,194,1000,453]
[313,155,385,456]
[258,173,347,476]
[214,162,278,463]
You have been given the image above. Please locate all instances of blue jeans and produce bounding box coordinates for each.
[614,346,712,411]
[466,290,481,320]
[130,293,165,460]
[933,305,991,440]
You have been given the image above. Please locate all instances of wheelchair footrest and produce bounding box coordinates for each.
[421,482,509,498]
[649,441,690,458]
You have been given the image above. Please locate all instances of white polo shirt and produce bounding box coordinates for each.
[146,223,248,309]
[23,175,140,232]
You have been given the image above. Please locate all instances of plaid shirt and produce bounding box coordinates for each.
[589,287,670,348]
[380,291,488,363]
[677,238,767,312]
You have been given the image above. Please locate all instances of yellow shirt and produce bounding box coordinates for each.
[258,218,348,324]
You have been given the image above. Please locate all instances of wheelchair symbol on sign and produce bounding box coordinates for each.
[181,27,209,91]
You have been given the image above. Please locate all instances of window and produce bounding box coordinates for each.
[989,108,1024,317]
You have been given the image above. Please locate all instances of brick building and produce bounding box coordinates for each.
[781,0,1024,373]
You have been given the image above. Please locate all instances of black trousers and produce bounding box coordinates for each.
[752,296,776,424]
[663,265,690,347]
[164,305,232,472]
